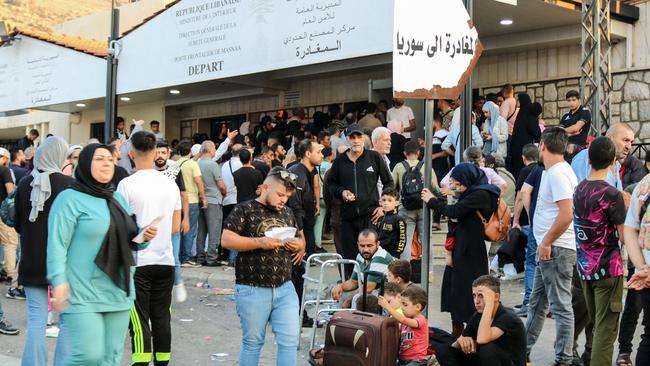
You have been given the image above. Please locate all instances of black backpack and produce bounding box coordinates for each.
[400,160,425,210]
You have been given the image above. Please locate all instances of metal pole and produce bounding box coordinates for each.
[421,99,434,300]
[460,0,473,154]
[104,3,119,144]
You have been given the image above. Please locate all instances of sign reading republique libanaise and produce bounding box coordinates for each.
[117,0,393,94]
[393,0,482,100]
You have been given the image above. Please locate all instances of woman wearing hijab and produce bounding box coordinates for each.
[47,144,156,365]
[481,101,509,159]
[61,145,81,176]
[421,163,500,337]
[15,136,72,366]
[510,94,542,178]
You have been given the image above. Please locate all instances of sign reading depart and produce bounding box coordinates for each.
[117,0,392,94]
[393,0,482,100]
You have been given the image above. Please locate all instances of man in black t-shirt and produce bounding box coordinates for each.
[155,141,190,303]
[436,275,526,366]
[222,167,305,365]
[233,149,264,203]
[559,90,591,149]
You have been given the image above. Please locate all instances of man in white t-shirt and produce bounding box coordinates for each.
[524,127,578,366]
[386,98,416,139]
[220,144,243,264]
[623,177,650,365]
[117,131,181,365]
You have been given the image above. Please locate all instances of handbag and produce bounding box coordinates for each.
[444,225,457,251]
[476,198,511,242]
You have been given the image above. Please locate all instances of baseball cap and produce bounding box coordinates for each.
[346,124,364,137]
[191,144,201,157]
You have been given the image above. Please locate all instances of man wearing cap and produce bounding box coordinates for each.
[0,148,20,299]
[327,124,393,277]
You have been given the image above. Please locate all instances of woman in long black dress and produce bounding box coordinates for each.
[421,163,500,337]
[510,94,542,178]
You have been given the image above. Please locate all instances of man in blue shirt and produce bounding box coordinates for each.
[570,123,635,190]
[441,108,484,166]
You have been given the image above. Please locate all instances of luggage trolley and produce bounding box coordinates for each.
[298,253,363,350]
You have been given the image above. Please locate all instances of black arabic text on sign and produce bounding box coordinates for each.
[396,31,475,59]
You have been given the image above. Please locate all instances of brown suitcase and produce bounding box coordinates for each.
[322,271,399,366]
[322,310,400,366]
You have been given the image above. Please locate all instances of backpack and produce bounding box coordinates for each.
[400,160,425,210]
[0,189,16,227]
[476,197,511,242]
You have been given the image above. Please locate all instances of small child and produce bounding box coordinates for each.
[383,282,404,315]
[374,188,407,259]
[387,259,415,291]
[379,287,429,366]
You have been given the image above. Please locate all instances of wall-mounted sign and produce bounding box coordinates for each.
[393,0,482,99]
[0,37,105,112]
[117,0,393,94]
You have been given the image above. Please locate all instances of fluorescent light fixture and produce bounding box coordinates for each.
[500,19,513,25]
[75,103,86,107]
[169,89,181,95]
[494,0,517,5]
[120,97,131,102]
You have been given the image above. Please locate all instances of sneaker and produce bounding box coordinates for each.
[515,304,529,317]
[45,325,59,338]
[6,287,25,300]
[0,319,19,335]
[180,261,201,268]
[173,283,188,303]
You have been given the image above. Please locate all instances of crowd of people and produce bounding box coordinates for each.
[0,85,648,366]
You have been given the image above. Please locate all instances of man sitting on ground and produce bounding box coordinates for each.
[331,228,394,308]
[436,275,527,366]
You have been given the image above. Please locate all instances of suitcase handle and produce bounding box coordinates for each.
[361,270,386,314]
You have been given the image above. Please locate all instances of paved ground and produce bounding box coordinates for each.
[0,251,642,365]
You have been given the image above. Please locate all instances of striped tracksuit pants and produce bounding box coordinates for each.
[129,265,175,365]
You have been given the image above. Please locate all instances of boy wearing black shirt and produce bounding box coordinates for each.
[436,275,527,366]
[560,90,591,148]
[373,188,407,259]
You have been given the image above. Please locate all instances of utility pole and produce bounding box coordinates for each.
[104,1,119,143]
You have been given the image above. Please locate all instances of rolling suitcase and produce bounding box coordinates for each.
[322,271,400,366]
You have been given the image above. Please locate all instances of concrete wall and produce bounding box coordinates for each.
[71,100,165,144]
[480,69,650,143]
[0,111,72,142]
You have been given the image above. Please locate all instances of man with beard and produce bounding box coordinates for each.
[270,143,286,167]
[387,98,416,140]
[154,141,190,302]
[222,167,306,365]
[327,124,392,277]
[330,229,394,308]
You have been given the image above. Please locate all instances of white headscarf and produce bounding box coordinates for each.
[29,136,69,222]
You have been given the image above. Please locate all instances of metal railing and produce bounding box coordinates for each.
[631,143,650,160]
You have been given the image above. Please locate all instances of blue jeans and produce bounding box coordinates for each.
[525,246,576,364]
[523,225,537,305]
[171,232,182,285]
[22,286,48,366]
[235,281,299,366]
[180,203,199,263]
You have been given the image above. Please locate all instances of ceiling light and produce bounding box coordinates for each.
[120,97,131,102]
[500,19,513,26]
[169,89,180,95]
[75,103,86,107]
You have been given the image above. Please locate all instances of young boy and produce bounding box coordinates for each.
[384,282,405,315]
[378,287,429,366]
[436,275,526,366]
[388,259,415,291]
[573,136,626,366]
[374,188,407,258]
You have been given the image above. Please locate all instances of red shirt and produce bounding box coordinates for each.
[399,315,428,360]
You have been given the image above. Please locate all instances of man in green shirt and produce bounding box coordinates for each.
[331,228,394,308]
